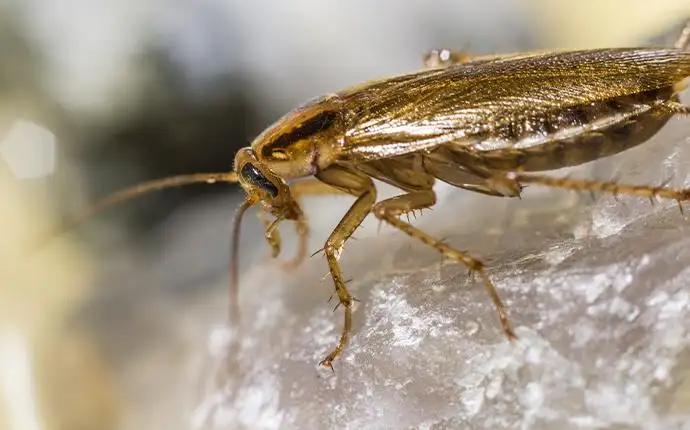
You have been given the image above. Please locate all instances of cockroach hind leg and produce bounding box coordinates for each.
[660,101,690,115]
[372,189,517,341]
[512,172,690,209]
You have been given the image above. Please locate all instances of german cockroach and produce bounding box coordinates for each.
[53,20,690,370]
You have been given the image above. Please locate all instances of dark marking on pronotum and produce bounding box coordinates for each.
[262,110,338,158]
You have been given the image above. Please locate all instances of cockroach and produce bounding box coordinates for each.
[53,21,690,370]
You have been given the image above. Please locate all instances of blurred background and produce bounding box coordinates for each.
[1,1,690,429]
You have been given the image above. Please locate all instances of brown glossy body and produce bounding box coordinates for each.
[62,21,690,371]
[251,49,690,192]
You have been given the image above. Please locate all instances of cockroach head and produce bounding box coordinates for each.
[233,147,301,220]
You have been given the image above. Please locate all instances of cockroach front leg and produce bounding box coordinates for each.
[313,166,377,370]
[257,210,282,259]
[258,180,344,270]
[373,189,518,341]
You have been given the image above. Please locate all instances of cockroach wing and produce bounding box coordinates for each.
[339,48,690,161]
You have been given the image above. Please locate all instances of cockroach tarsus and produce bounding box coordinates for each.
[51,21,690,371]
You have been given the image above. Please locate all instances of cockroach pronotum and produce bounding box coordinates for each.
[49,20,690,370]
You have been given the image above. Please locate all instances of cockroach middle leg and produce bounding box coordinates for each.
[372,190,518,341]
[312,166,377,370]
